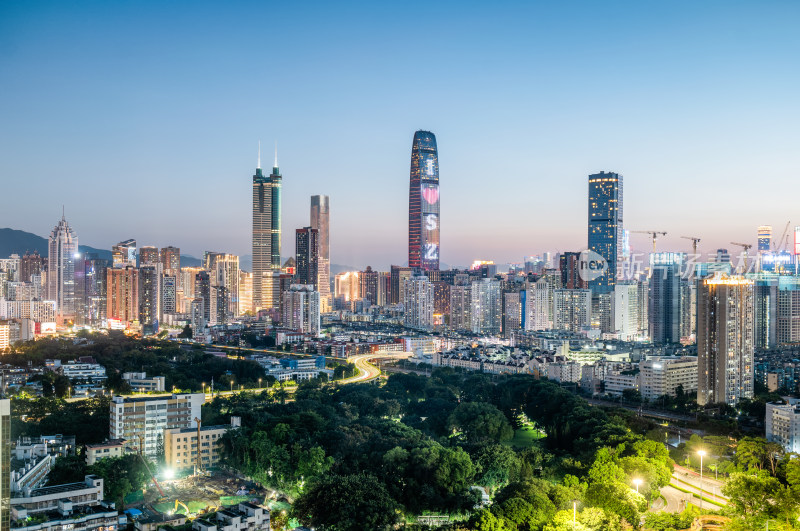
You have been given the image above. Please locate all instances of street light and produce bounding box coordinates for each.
[697,450,706,510]
[258,378,262,390]
[632,478,642,494]
[572,500,577,529]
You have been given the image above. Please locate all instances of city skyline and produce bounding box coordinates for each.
[2,2,800,268]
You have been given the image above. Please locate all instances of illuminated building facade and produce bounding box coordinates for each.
[390,266,412,304]
[758,225,772,253]
[252,148,282,311]
[554,289,592,333]
[697,274,754,406]
[310,195,331,302]
[138,246,159,265]
[449,283,471,330]
[47,214,79,319]
[587,171,623,294]
[160,246,181,271]
[777,276,800,344]
[408,130,440,271]
[76,254,109,327]
[112,239,136,268]
[281,284,320,337]
[403,274,434,330]
[359,266,379,305]
[470,278,502,335]
[138,264,162,335]
[107,267,139,326]
[19,251,44,283]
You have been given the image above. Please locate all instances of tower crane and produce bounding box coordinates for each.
[681,236,701,257]
[195,417,202,476]
[776,221,792,253]
[632,231,667,254]
[730,242,753,272]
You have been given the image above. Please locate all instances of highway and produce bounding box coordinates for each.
[338,353,412,384]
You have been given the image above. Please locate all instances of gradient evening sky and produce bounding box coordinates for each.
[1,1,799,270]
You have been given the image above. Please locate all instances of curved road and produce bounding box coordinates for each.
[338,353,412,384]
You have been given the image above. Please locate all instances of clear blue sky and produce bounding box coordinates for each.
[1,1,799,269]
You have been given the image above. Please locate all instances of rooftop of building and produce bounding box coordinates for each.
[12,476,101,498]
[86,439,127,449]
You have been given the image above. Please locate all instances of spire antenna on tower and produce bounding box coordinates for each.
[257,140,261,169]
[274,141,278,169]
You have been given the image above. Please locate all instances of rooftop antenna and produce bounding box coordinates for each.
[257,140,261,169]
[274,141,278,169]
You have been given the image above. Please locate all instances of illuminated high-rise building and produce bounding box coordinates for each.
[112,239,137,268]
[47,214,79,319]
[238,270,253,316]
[76,253,109,327]
[162,274,177,315]
[390,266,413,304]
[554,289,592,333]
[359,266,380,306]
[310,195,331,301]
[777,276,800,345]
[470,278,502,334]
[697,274,754,406]
[138,264,162,335]
[252,145,282,311]
[587,171,623,294]
[210,254,239,323]
[138,246,160,266]
[282,284,320,337]
[19,251,44,283]
[107,266,139,326]
[160,246,181,271]
[758,225,773,253]
[403,274,434,330]
[295,227,319,289]
[408,131,440,271]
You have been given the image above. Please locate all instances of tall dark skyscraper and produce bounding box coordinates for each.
[649,253,684,344]
[252,145,282,311]
[408,130,440,271]
[588,171,623,294]
[295,227,319,289]
[310,195,331,302]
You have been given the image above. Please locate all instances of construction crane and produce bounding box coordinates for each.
[136,434,165,497]
[776,221,792,253]
[194,417,202,476]
[730,242,753,271]
[632,231,667,254]
[681,236,701,256]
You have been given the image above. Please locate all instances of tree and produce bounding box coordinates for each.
[87,454,151,507]
[722,471,782,517]
[178,324,192,339]
[292,473,399,530]
[448,402,513,443]
[48,454,88,484]
[474,444,521,491]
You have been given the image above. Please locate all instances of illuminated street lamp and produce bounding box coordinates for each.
[697,450,706,510]
[259,378,262,390]
[632,478,642,494]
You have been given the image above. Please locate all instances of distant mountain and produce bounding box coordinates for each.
[0,228,111,260]
[1,228,201,267]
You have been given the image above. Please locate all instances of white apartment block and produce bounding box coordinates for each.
[639,356,698,402]
[766,398,800,453]
[109,393,203,458]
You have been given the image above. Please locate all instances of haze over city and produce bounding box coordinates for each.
[2,1,800,268]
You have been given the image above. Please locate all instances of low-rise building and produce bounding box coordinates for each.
[164,418,240,473]
[192,502,270,531]
[121,372,166,392]
[766,398,800,453]
[54,360,107,381]
[85,439,129,466]
[11,475,105,515]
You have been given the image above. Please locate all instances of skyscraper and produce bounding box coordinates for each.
[470,278,502,335]
[19,251,44,283]
[408,131,440,271]
[758,225,773,253]
[295,227,319,289]
[403,274,434,330]
[138,264,162,335]
[47,214,79,319]
[697,274,754,406]
[587,171,623,294]
[138,246,160,266]
[649,253,684,344]
[282,284,321,337]
[76,253,109,327]
[160,246,181,271]
[107,266,139,326]
[252,145,282,312]
[554,289,592,333]
[310,195,331,302]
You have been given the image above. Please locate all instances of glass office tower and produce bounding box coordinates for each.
[409,131,440,271]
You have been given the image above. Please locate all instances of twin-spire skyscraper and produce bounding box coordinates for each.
[252,142,282,311]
